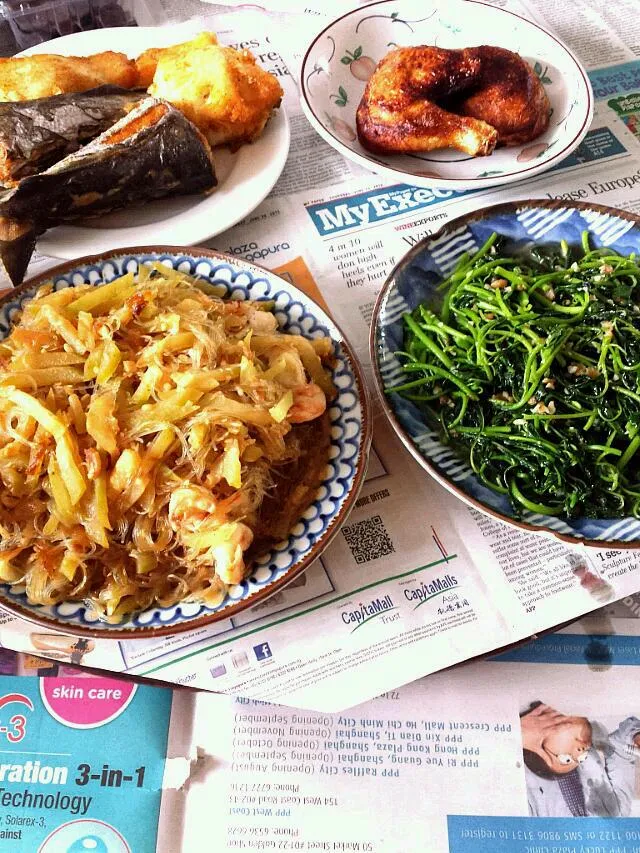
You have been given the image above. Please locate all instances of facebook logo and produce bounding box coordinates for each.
[253,642,272,661]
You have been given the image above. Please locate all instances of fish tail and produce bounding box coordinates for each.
[0,216,36,286]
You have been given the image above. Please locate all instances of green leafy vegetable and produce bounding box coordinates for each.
[389,230,640,519]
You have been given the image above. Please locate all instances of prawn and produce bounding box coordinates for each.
[168,484,218,531]
[288,382,326,423]
[212,521,253,585]
[222,301,278,334]
[247,307,277,334]
[169,484,250,531]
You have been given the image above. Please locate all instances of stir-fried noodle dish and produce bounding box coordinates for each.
[0,265,335,621]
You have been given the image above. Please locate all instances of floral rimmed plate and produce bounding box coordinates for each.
[300,0,593,189]
[371,200,640,548]
[0,248,371,637]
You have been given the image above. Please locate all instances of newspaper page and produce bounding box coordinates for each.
[184,624,640,853]
[3,1,640,711]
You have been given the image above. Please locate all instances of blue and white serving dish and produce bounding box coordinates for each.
[0,248,371,637]
[371,200,640,548]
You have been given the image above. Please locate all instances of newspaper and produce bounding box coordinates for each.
[4,617,640,852]
[2,1,640,711]
[7,621,640,853]
[187,610,640,852]
[0,620,640,853]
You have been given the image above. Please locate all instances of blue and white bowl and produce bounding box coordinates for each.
[0,248,371,637]
[371,200,640,548]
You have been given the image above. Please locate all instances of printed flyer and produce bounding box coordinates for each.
[0,658,179,852]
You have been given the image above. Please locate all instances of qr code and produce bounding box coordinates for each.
[341,515,395,564]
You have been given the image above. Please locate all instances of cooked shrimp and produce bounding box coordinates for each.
[169,484,218,530]
[288,382,327,423]
[247,307,277,334]
[212,521,253,584]
[222,301,278,334]
[169,483,253,532]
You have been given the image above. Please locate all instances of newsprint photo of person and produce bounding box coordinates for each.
[521,702,640,817]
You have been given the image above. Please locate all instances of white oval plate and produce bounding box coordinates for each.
[21,26,290,259]
[300,0,593,189]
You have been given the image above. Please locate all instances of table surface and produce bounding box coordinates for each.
[0,5,640,851]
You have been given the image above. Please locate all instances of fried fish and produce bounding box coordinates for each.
[0,97,216,285]
[0,85,145,185]
[145,35,283,148]
[134,32,219,88]
[0,52,138,102]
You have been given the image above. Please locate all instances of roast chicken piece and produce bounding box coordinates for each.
[455,46,550,146]
[356,45,550,157]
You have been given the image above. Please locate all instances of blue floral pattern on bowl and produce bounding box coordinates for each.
[372,201,640,547]
[0,249,370,636]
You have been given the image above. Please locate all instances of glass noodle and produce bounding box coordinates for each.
[0,265,334,622]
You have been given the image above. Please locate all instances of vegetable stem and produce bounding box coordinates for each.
[390,229,640,519]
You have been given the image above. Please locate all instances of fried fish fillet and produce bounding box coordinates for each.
[146,36,283,148]
[0,52,138,102]
[135,32,219,87]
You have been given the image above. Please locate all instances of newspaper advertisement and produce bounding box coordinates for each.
[2,1,640,711]
[0,648,192,852]
[3,615,637,853]
[184,615,640,852]
[15,623,640,853]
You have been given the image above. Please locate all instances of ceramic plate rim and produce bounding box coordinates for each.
[19,27,290,259]
[370,199,640,550]
[0,246,372,638]
[300,0,593,190]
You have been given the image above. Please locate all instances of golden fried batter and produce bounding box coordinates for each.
[134,32,219,87]
[146,36,283,148]
[0,52,138,102]
[0,33,282,152]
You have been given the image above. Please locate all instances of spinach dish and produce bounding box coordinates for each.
[390,231,640,519]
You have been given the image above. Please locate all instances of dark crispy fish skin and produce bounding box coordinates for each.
[0,98,217,285]
[0,85,147,186]
[0,98,217,223]
[0,217,36,287]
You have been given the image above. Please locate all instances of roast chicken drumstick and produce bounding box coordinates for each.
[356,45,550,157]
